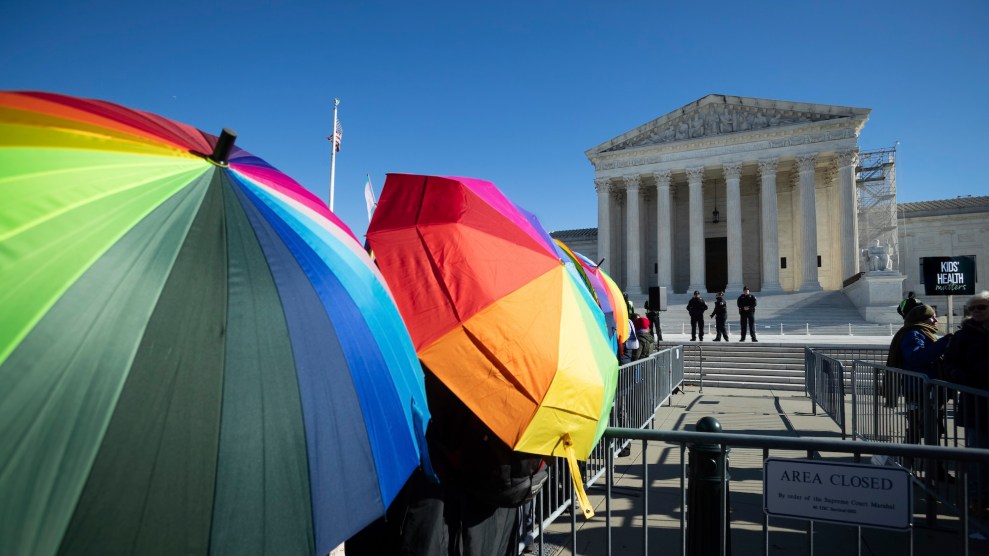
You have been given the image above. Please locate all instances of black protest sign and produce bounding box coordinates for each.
[922,256,976,296]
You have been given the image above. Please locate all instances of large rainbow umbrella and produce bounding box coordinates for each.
[0,92,430,555]
[554,239,629,348]
[365,173,619,517]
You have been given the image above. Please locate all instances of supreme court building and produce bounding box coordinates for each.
[584,94,871,297]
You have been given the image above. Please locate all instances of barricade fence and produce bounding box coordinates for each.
[597,427,989,556]
[850,361,989,527]
[516,348,988,555]
[804,347,887,439]
[516,346,684,554]
[804,349,847,438]
[679,322,898,337]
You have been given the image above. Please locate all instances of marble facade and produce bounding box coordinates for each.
[585,94,870,296]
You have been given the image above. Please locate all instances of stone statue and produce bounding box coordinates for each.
[689,113,704,137]
[718,108,734,133]
[861,240,892,272]
[704,110,719,136]
[737,113,751,131]
[676,120,689,140]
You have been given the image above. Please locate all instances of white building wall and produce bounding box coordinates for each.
[898,211,989,308]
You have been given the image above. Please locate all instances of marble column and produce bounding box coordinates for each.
[624,174,642,295]
[654,170,673,288]
[836,150,860,280]
[797,154,822,291]
[687,167,706,293]
[595,178,611,274]
[758,158,782,292]
[723,162,743,291]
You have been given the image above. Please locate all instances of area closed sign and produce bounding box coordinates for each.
[764,459,911,530]
[923,256,976,296]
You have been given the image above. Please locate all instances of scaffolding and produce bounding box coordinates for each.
[856,146,898,270]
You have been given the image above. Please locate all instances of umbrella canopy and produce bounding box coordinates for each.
[0,91,430,556]
[554,240,629,348]
[366,174,618,462]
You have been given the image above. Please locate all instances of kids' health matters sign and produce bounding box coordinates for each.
[764,459,911,530]
[922,256,976,296]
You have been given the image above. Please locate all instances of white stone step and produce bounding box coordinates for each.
[671,341,886,392]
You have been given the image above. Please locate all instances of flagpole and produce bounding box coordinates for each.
[329,98,340,211]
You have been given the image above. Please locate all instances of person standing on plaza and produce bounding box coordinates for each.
[686,290,708,341]
[633,312,654,358]
[619,318,638,365]
[710,291,729,341]
[898,291,921,321]
[737,286,758,342]
[644,299,663,342]
[943,291,989,516]
[886,304,953,450]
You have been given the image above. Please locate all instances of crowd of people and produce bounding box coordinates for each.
[682,287,758,342]
[887,289,989,517]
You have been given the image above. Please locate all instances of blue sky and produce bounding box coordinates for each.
[2,1,986,238]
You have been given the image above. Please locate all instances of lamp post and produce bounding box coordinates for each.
[712,185,720,223]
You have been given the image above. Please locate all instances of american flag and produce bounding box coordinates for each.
[330,119,343,152]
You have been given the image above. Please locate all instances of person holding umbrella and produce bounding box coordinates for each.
[348,368,548,556]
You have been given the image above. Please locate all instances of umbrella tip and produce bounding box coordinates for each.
[209,128,237,165]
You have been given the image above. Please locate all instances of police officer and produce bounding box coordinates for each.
[710,291,729,341]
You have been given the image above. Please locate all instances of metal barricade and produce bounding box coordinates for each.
[804,348,847,438]
[517,345,685,554]
[598,427,989,556]
[851,362,989,525]
[925,380,989,517]
[517,350,986,556]
[805,347,887,438]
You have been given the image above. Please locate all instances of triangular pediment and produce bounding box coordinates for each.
[587,94,870,156]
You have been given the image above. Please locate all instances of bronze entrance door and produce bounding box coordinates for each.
[705,237,727,293]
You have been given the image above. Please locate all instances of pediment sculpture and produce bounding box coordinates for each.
[608,104,849,151]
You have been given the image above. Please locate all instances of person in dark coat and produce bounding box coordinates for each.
[348,368,547,556]
[943,291,989,515]
[886,304,953,449]
[644,299,663,342]
[710,291,729,341]
[736,286,758,342]
[632,313,653,359]
[897,291,921,321]
[686,291,708,341]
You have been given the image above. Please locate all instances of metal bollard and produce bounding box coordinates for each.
[687,416,732,556]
